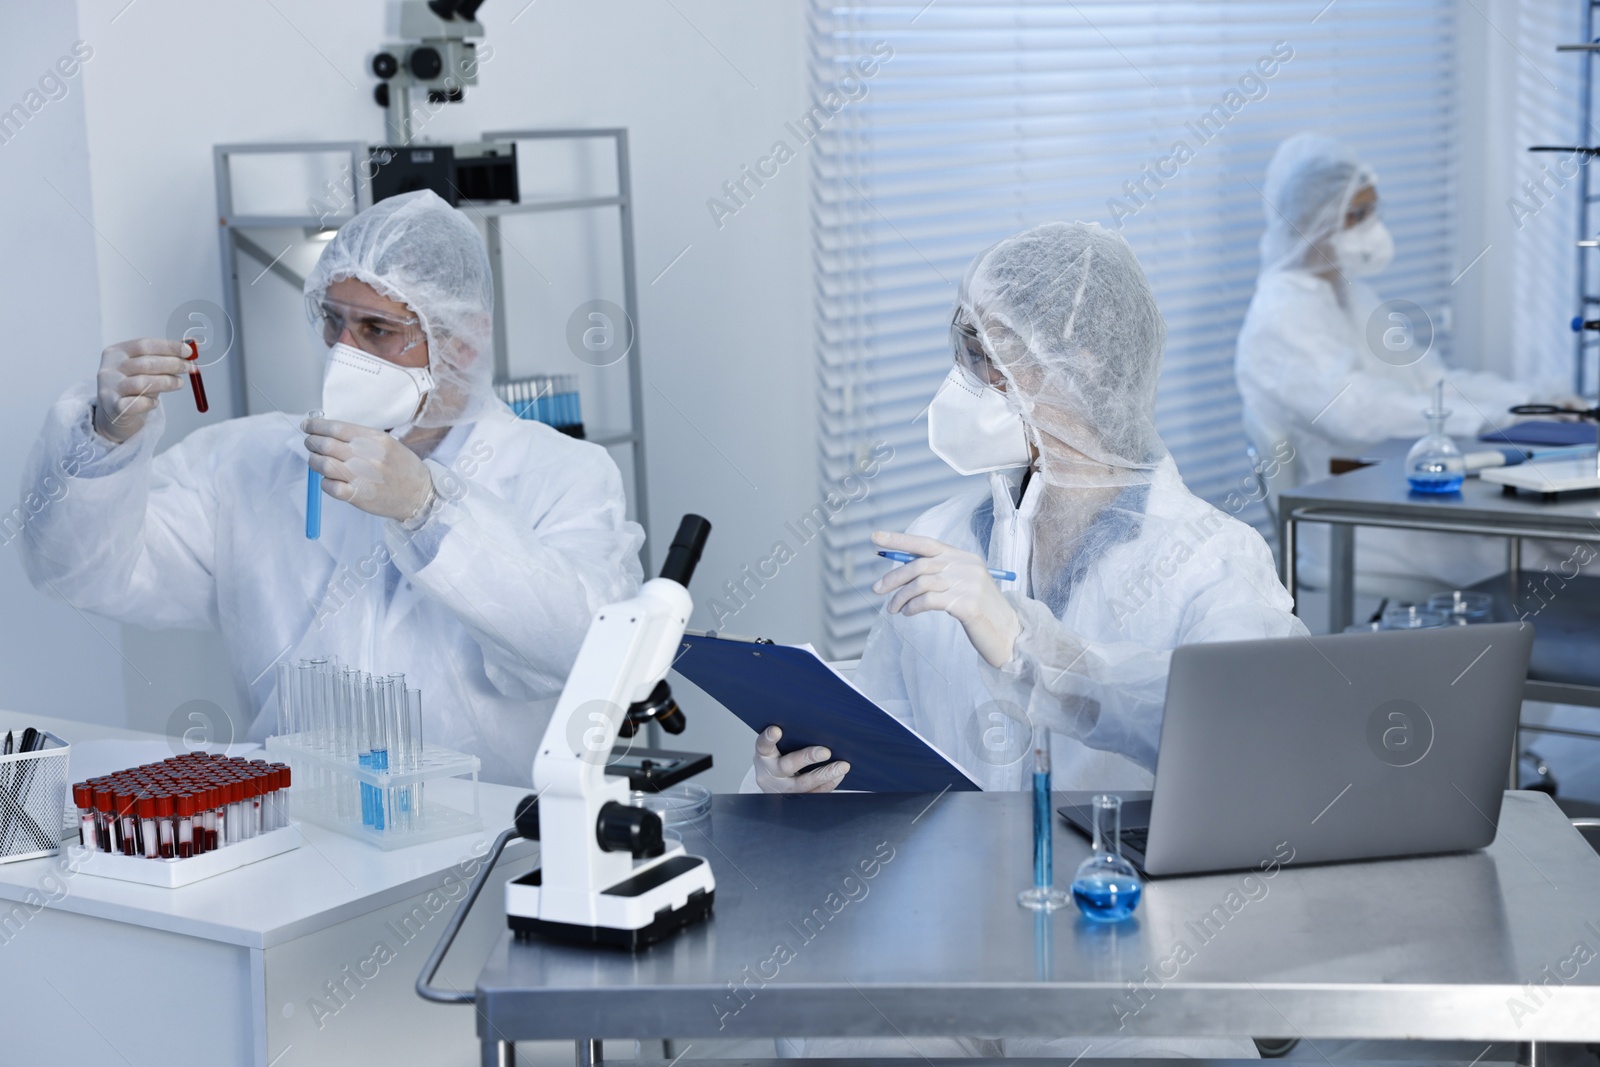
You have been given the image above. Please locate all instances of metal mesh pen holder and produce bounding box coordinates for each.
[0,732,69,863]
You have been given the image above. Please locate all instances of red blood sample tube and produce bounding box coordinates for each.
[174,793,195,859]
[243,775,258,838]
[92,785,114,852]
[183,339,209,413]
[227,780,244,844]
[116,789,138,856]
[136,795,158,859]
[154,793,175,859]
[73,783,95,848]
[205,785,222,852]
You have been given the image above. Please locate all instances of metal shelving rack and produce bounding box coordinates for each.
[1531,2,1600,397]
[213,129,651,568]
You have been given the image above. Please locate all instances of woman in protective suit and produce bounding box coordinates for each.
[750,223,1305,1056]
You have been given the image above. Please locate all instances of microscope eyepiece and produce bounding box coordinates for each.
[660,514,711,588]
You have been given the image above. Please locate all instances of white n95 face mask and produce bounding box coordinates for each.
[927,367,1032,476]
[320,342,434,430]
[1328,218,1394,277]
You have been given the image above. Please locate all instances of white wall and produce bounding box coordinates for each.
[1453,0,1523,380]
[61,0,816,788]
[0,2,126,724]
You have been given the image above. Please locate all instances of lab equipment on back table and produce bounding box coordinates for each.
[1405,381,1465,493]
[1480,400,1600,495]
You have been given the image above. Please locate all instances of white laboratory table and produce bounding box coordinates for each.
[0,711,538,1067]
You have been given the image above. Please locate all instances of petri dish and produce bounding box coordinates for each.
[629,784,712,826]
[1427,590,1493,624]
[1343,621,1383,634]
[1380,605,1450,630]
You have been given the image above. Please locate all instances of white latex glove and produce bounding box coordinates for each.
[871,530,1022,669]
[752,725,850,793]
[93,338,191,444]
[303,417,437,523]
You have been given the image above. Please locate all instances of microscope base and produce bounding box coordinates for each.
[507,853,716,951]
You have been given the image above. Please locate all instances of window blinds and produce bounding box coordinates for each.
[811,0,1459,658]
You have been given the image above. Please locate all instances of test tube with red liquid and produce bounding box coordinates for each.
[183,339,209,413]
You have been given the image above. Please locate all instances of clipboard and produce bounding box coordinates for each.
[671,633,981,794]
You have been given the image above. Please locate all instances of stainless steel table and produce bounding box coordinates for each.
[472,791,1600,1066]
[1277,459,1600,706]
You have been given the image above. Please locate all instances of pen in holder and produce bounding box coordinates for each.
[0,732,71,863]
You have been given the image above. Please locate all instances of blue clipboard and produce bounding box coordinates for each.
[1480,421,1597,447]
[672,634,980,794]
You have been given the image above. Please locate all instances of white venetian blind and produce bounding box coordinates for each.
[812,0,1459,657]
[1511,1,1588,393]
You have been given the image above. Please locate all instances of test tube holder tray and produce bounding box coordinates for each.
[265,735,482,850]
[72,826,301,889]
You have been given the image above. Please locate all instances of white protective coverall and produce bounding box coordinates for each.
[782,223,1305,1059]
[1236,133,1536,592]
[19,192,643,785]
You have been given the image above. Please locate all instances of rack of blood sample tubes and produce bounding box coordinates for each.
[265,657,481,849]
[71,754,292,860]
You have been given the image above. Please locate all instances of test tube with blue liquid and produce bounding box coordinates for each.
[1070,794,1143,922]
[305,409,323,539]
[1017,744,1069,911]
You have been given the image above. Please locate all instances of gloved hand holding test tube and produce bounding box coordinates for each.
[182,340,209,413]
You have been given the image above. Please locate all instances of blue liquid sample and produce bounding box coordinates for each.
[1408,473,1464,494]
[1071,874,1143,922]
[306,468,322,539]
[1032,770,1051,888]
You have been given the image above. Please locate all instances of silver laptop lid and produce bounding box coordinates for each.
[1143,622,1533,877]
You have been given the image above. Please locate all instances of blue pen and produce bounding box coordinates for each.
[878,549,1016,582]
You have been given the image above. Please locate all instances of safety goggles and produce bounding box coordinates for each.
[308,296,425,360]
[951,310,1007,391]
[1344,190,1380,228]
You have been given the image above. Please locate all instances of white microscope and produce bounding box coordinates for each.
[504,515,716,949]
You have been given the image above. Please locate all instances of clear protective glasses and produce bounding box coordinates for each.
[308,296,425,360]
[951,309,1007,391]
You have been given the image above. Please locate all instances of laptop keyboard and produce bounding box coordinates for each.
[1119,826,1149,854]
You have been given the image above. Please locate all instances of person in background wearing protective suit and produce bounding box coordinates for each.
[19,190,643,785]
[1235,132,1575,597]
[750,221,1304,1059]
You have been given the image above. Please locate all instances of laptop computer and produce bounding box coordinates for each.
[1060,622,1533,877]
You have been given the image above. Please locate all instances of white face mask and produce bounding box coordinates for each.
[320,342,434,430]
[926,367,1032,476]
[1328,218,1394,277]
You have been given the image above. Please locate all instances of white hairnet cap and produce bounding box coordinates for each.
[960,221,1167,488]
[1258,132,1377,274]
[304,189,496,427]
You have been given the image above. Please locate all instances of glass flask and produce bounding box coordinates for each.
[1017,745,1069,912]
[1070,794,1143,922]
[1405,381,1465,493]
